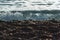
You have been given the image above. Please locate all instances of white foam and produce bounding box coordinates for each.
[0,0,60,11]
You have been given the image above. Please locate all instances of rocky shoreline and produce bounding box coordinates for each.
[0,20,60,40]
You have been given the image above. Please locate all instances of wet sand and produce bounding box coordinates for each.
[0,20,60,40]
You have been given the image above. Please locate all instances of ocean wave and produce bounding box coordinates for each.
[0,11,60,21]
[0,0,60,11]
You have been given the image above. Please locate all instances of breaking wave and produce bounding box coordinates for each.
[0,10,60,21]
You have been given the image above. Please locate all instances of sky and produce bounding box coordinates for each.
[0,0,60,11]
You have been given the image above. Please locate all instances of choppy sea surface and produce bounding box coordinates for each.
[0,10,60,21]
[0,0,60,21]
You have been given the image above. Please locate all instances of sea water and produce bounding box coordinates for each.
[0,0,60,21]
[0,11,60,21]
